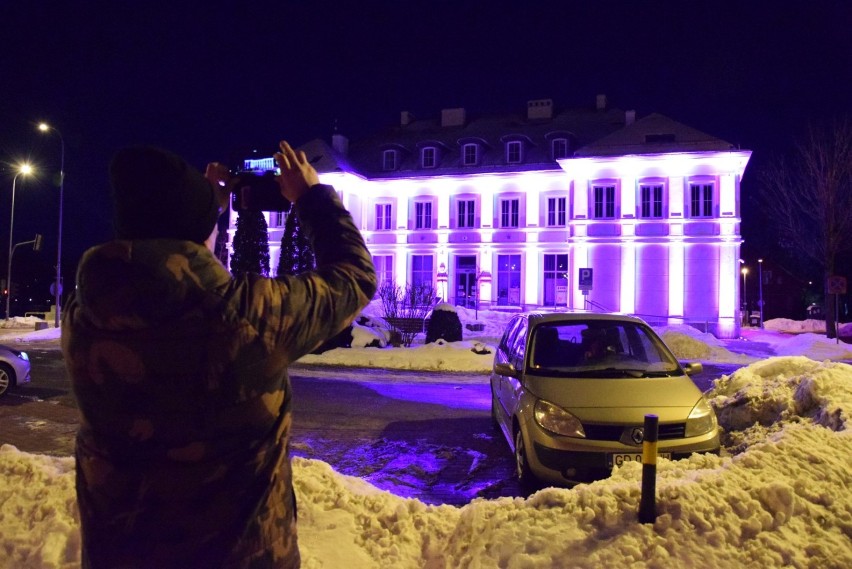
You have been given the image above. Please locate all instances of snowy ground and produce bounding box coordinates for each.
[1,308,851,568]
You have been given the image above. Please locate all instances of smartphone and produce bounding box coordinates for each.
[231,170,290,212]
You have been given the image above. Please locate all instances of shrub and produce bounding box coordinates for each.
[426,305,463,343]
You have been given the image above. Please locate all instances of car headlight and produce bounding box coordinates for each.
[534,400,586,438]
[685,397,718,437]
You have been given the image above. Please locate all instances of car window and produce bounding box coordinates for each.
[501,317,523,352]
[527,320,679,376]
[509,322,527,370]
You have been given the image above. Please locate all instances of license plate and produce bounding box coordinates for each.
[609,452,671,467]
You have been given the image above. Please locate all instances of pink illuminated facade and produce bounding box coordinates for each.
[230,97,751,338]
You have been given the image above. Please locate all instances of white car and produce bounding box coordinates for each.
[491,312,720,487]
[0,344,31,398]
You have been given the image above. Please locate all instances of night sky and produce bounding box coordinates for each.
[1,0,850,291]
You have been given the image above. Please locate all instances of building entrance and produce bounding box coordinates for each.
[455,256,478,308]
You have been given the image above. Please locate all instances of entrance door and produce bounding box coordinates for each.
[455,256,477,308]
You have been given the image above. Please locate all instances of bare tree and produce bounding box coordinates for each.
[759,117,852,337]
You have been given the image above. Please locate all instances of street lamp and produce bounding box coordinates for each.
[741,266,749,324]
[6,164,34,321]
[38,123,65,328]
[758,259,764,328]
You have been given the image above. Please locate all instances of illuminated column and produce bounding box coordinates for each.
[718,245,738,317]
[572,244,589,309]
[395,244,407,285]
[480,183,494,228]
[621,177,636,218]
[479,246,493,303]
[573,178,588,218]
[525,251,539,306]
[437,190,450,229]
[669,177,685,217]
[668,239,684,318]
[620,239,636,314]
[719,174,736,217]
[526,181,540,226]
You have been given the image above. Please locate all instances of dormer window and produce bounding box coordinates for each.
[552,138,569,160]
[421,146,437,168]
[462,143,478,166]
[383,149,398,171]
[506,141,523,163]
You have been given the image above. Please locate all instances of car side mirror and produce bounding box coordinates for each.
[494,362,519,378]
[682,362,703,376]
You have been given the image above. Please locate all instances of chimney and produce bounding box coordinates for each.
[625,110,636,125]
[527,99,553,120]
[596,94,607,111]
[332,133,348,156]
[400,111,415,126]
[441,107,466,127]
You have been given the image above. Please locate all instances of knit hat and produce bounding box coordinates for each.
[109,146,222,243]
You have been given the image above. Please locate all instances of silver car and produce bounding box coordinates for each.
[491,312,720,487]
[0,344,31,398]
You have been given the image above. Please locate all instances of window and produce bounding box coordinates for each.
[690,183,714,217]
[506,141,522,163]
[415,201,432,229]
[462,143,478,166]
[375,203,392,230]
[552,138,569,160]
[382,149,398,171]
[411,255,433,289]
[640,185,663,218]
[497,254,522,306]
[542,254,569,307]
[593,185,616,219]
[546,197,566,227]
[373,255,394,288]
[457,199,476,228]
[421,146,437,168]
[269,211,287,228]
[500,198,520,228]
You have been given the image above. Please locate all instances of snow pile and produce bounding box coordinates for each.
[0,447,79,568]
[657,324,757,364]
[708,356,852,454]
[764,318,827,333]
[3,357,852,568]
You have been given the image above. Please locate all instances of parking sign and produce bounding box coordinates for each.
[579,268,593,291]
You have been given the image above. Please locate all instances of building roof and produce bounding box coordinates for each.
[573,113,735,157]
[343,103,629,178]
[307,102,744,178]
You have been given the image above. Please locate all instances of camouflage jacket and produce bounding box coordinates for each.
[62,185,376,568]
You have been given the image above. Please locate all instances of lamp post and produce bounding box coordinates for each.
[758,259,764,328]
[38,123,65,328]
[741,266,749,325]
[6,164,34,321]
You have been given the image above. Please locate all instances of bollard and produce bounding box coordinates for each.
[638,414,659,524]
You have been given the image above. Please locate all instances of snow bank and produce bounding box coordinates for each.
[3,356,851,568]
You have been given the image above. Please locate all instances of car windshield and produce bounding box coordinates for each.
[528,321,681,377]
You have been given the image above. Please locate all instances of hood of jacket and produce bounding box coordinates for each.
[74,239,232,330]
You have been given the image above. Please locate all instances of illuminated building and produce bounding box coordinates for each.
[229,96,751,338]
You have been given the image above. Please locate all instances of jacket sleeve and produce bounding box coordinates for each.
[235,184,377,362]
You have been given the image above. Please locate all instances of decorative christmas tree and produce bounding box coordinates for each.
[230,209,270,277]
[277,211,316,276]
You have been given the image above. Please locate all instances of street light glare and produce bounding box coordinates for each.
[18,163,33,175]
[38,123,49,132]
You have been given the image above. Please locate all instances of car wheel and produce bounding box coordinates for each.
[514,427,536,487]
[0,363,14,398]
